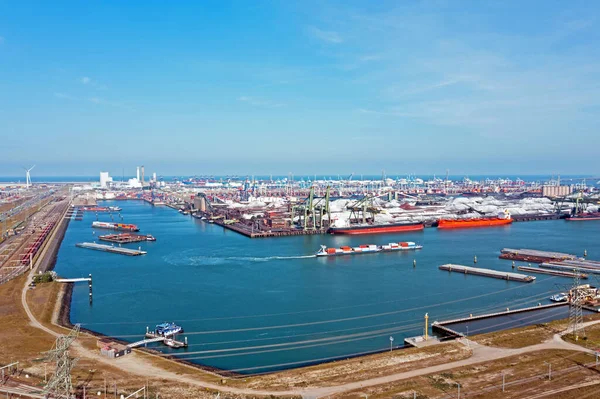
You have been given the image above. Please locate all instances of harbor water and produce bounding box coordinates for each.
[54,200,600,373]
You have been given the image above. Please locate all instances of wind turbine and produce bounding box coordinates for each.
[24,165,35,189]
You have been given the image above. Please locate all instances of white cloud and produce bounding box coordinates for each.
[306,26,343,44]
[79,76,107,89]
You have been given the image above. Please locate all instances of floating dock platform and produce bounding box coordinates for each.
[540,262,600,275]
[439,264,536,282]
[98,233,156,244]
[144,332,188,348]
[517,266,588,279]
[499,248,577,263]
[75,242,147,256]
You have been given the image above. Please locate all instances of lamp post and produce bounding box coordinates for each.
[389,336,394,352]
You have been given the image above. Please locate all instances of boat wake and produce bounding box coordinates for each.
[164,254,316,266]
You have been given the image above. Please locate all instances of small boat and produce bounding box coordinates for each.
[154,322,183,336]
[550,293,569,302]
[145,234,156,241]
[108,206,122,212]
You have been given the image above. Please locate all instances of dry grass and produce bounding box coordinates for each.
[335,350,600,399]
[471,313,600,349]
[246,342,471,390]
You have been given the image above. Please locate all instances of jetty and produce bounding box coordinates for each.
[75,242,147,256]
[143,332,188,348]
[439,264,536,282]
[540,262,600,275]
[517,266,588,279]
[499,248,577,263]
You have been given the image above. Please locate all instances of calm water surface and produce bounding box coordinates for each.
[54,200,599,373]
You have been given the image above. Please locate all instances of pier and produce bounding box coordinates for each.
[517,266,588,279]
[439,264,536,282]
[75,242,147,256]
[499,248,577,263]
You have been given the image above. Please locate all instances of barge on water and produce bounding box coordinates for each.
[317,241,422,256]
[499,248,577,263]
[517,266,588,279]
[75,242,147,256]
[439,264,536,282]
[438,211,512,229]
[98,233,156,244]
[92,221,140,232]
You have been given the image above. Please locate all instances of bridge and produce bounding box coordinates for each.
[127,337,165,348]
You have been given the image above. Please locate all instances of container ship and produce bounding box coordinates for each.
[438,211,512,229]
[328,221,424,235]
[92,221,139,232]
[316,241,422,256]
[566,212,600,221]
[81,206,122,212]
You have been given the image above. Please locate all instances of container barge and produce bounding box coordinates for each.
[328,221,424,235]
[98,233,156,244]
[92,221,140,232]
[438,211,512,229]
[439,264,536,282]
[316,241,422,256]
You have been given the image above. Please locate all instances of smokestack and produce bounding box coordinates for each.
[136,166,140,181]
[141,165,145,186]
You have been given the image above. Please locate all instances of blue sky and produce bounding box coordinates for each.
[1,1,599,177]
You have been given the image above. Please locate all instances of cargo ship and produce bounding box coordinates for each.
[566,212,600,221]
[328,221,424,235]
[92,221,139,232]
[438,211,512,229]
[316,241,422,256]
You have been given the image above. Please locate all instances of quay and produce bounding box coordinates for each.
[517,266,588,279]
[499,248,577,263]
[511,213,566,222]
[75,242,147,256]
[98,233,156,244]
[439,264,536,282]
[211,218,327,238]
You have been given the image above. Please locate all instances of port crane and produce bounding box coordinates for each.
[292,186,331,230]
[347,194,381,224]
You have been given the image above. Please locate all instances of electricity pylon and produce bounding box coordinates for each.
[43,324,80,398]
[568,270,585,341]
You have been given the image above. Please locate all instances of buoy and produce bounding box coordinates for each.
[413,259,416,267]
[474,255,478,264]
[512,261,515,269]
[584,249,587,258]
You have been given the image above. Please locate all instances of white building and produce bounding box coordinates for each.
[100,172,113,188]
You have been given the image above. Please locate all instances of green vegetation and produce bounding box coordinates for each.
[32,272,54,284]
